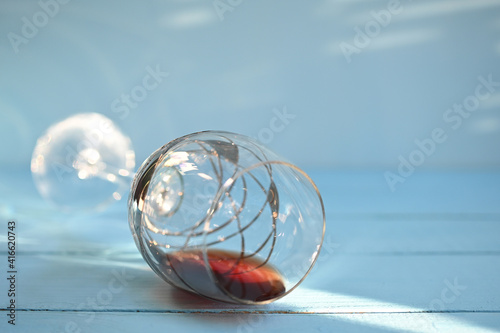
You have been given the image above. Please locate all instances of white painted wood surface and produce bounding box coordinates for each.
[1,170,500,332]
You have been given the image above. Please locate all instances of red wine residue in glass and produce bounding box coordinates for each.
[166,249,286,302]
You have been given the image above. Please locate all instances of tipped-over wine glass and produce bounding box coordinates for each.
[31,113,326,304]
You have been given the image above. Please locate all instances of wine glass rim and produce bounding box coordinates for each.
[202,160,326,305]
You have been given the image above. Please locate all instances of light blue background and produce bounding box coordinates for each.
[1,0,500,172]
[1,4,500,331]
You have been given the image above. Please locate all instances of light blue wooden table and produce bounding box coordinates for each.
[1,170,500,332]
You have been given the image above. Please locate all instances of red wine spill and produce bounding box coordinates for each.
[166,249,286,302]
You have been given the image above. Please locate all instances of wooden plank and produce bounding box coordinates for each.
[3,170,500,221]
[6,213,500,255]
[331,219,500,253]
[4,252,499,312]
[309,170,500,216]
[1,170,499,333]
[3,311,500,333]
[4,172,500,254]
[2,171,500,254]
